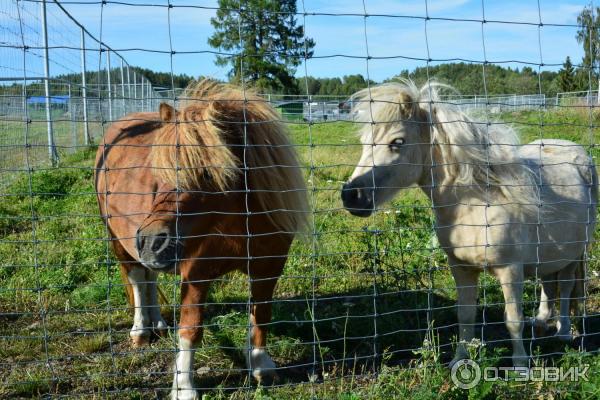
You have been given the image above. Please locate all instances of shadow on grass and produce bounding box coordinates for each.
[192,285,600,394]
[2,283,599,398]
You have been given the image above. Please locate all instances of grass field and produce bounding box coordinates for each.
[1,108,600,399]
[0,108,106,188]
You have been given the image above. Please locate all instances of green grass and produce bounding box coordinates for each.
[0,108,104,188]
[1,109,600,399]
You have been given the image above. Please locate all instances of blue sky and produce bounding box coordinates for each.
[27,0,599,82]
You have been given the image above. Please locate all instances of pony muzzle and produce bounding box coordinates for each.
[135,227,179,270]
[341,182,374,217]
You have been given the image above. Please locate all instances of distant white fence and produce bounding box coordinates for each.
[556,90,600,107]
[265,93,550,122]
[0,0,163,172]
[265,91,600,122]
[441,94,547,113]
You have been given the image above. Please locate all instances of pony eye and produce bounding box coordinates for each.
[389,138,405,149]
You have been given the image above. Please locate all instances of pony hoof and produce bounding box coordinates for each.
[153,321,169,337]
[512,356,529,368]
[448,356,468,370]
[170,389,199,400]
[130,334,151,347]
[154,328,168,338]
[249,348,277,385]
[532,319,548,338]
[254,370,277,386]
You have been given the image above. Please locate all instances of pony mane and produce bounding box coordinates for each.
[151,79,309,233]
[351,79,539,213]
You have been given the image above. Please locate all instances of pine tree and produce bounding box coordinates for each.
[558,56,576,92]
[208,0,315,93]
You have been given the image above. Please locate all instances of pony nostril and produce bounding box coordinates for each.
[150,232,169,253]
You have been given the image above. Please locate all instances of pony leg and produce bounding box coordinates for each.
[247,275,279,385]
[494,265,528,367]
[127,265,152,346]
[533,274,557,337]
[171,279,208,400]
[145,269,168,334]
[111,238,156,346]
[449,266,480,367]
[555,263,576,341]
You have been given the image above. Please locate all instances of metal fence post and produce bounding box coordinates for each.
[120,58,125,118]
[142,78,146,111]
[106,50,113,122]
[139,77,143,111]
[126,64,131,114]
[80,27,89,145]
[133,71,137,112]
[68,83,76,150]
[41,0,58,165]
[149,81,153,111]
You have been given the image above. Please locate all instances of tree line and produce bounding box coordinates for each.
[0,62,589,99]
[555,5,600,93]
[2,2,599,99]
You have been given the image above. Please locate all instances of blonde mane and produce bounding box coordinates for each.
[151,79,309,233]
[352,79,539,213]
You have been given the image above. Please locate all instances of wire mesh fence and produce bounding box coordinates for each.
[0,0,162,187]
[1,0,600,399]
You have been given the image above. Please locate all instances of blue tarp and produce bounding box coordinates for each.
[27,95,69,104]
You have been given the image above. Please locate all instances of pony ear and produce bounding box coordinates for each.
[159,102,176,122]
[398,92,414,118]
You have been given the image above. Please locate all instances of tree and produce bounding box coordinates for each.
[558,56,576,92]
[576,6,600,70]
[208,0,315,93]
[386,63,560,96]
[301,76,321,95]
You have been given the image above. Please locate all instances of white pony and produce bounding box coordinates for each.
[341,80,597,367]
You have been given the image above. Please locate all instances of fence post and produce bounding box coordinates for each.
[118,58,125,118]
[142,78,146,112]
[80,27,89,145]
[146,79,150,111]
[126,64,131,114]
[149,81,153,111]
[41,0,58,165]
[140,77,144,111]
[133,71,137,112]
[542,94,546,110]
[106,50,113,122]
[145,78,148,111]
[68,83,76,150]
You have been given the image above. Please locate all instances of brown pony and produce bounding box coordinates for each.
[95,80,308,399]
